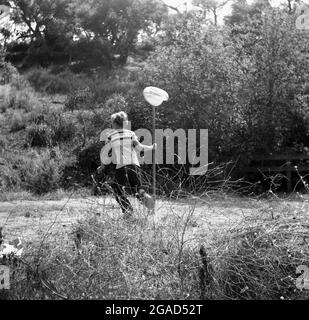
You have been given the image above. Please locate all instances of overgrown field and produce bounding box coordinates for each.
[1,193,309,300]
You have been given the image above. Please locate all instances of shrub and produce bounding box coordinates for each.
[26,124,54,147]
[0,135,7,151]
[77,141,105,173]
[8,110,27,132]
[26,68,86,94]
[0,153,23,190]
[46,112,78,144]
[0,62,19,85]
[0,84,40,113]
[0,148,67,194]
[89,69,139,104]
[20,149,66,194]
[1,61,32,91]
[104,93,128,114]
[64,87,94,112]
[0,84,11,112]
[23,108,78,146]
[204,214,309,300]
[10,87,39,112]
[73,107,113,143]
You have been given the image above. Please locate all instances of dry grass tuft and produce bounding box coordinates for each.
[201,212,309,300]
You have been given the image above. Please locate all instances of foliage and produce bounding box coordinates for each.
[0,148,67,194]
[140,8,309,163]
[73,0,168,63]
[7,110,27,132]
[64,87,94,112]
[0,134,7,150]
[141,15,240,161]
[0,84,40,112]
[193,0,230,25]
[205,212,309,299]
[6,208,200,299]
[225,8,309,154]
[77,140,105,173]
[4,0,168,68]
[25,110,78,147]
[26,68,86,94]
[26,123,54,147]
[0,62,20,85]
[2,193,309,300]
[0,63,40,112]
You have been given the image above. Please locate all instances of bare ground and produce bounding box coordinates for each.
[1,193,308,246]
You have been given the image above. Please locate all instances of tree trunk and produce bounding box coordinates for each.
[213,8,218,26]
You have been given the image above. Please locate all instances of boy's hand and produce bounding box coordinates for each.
[153,143,157,150]
[97,165,105,174]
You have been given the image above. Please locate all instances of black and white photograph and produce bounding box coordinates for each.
[0,0,309,306]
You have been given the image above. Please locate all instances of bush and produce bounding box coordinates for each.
[0,84,40,113]
[88,69,140,104]
[0,148,67,194]
[0,135,7,150]
[11,87,39,112]
[0,85,11,112]
[77,141,105,173]
[204,214,309,300]
[22,148,66,194]
[64,87,94,112]
[0,64,38,114]
[0,62,20,86]
[0,158,22,191]
[73,106,115,143]
[104,93,128,114]
[25,107,78,146]
[8,110,27,132]
[46,112,78,144]
[26,124,54,147]
[26,68,86,94]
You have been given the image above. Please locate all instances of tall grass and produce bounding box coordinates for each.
[2,201,200,300]
[201,212,309,299]
[0,83,40,113]
[1,185,309,300]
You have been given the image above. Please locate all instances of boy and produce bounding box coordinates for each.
[97,111,156,217]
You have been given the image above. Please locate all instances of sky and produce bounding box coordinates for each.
[161,0,305,24]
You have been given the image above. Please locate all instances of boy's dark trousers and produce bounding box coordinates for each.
[112,165,144,214]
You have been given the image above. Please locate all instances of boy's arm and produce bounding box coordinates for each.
[132,135,156,151]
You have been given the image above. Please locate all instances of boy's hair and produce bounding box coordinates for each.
[111,111,128,128]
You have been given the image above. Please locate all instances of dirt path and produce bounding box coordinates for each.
[2,193,308,248]
[0,195,269,245]
[0,197,114,242]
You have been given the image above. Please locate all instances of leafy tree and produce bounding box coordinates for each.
[225,7,309,154]
[139,14,241,161]
[3,0,168,68]
[4,0,76,66]
[224,0,271,26]
[138,7,309,163]
[193,0,230,25]
[224,0,251,26]
[74,0,168,64]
